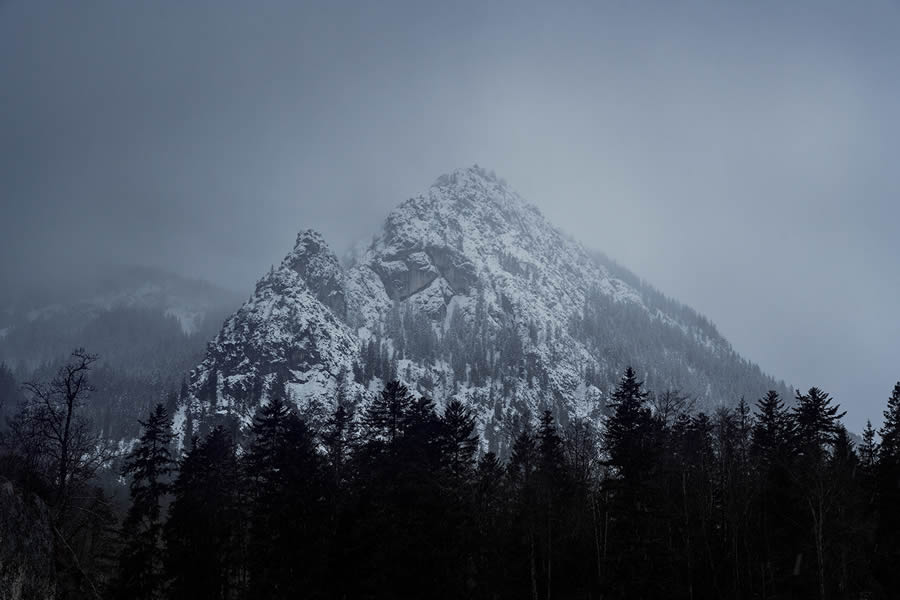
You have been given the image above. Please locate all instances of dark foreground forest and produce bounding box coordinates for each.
[2,352,900,600]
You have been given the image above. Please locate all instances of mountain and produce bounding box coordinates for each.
[0,266,241,440]
[178,166,787,454]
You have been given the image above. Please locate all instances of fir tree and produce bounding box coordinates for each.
[114,404,175,600]
[322,402,357,489]
[440,399,478,478]
[751,390,793,466]
[605,366,654,481]
[364,380,415,445]
[792,387,846,457]
[244,396,325,599]
[164,426,242,600]
[791,387,846,600]
[877,382,900,466]
[875,382,900,590]
[859,419,878,473]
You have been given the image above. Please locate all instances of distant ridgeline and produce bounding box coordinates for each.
[0,265,240,440]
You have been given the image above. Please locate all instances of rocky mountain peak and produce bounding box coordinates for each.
[282,229,346,320]
[432,164,509,193]
[181,166,786,455]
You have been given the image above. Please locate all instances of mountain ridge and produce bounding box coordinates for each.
[178,166,788,454]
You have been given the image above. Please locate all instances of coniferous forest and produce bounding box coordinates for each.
[3,352,900,599]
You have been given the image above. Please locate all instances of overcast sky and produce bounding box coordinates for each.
[2,0,898,431]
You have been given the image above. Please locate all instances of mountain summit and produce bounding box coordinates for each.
[177,166,785,453]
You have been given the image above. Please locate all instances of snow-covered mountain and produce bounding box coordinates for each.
[179,166,786,454]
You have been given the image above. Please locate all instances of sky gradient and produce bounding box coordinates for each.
[2,0,898,431]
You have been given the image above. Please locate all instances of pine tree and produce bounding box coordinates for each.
[537,411,565,481]
[603,367,665,599]
[164,426,242,600]
[875,382,900,590]
[791,387,846,600]
[877,382,900,466]
[507,425,540,600]
[792,387,846,458]
[322,402,357,489]
[535,411,567,599]
[244,396,325,599]
[749,391,798,596]
[364,380,415,445]
[826,426,870,597]
[440,399,478,478]
[752,390,793,465]
[114,404,175,600]
[473,451,508,597]
[508,425,538,488]
[859,419,878,473]
[605,367,653,481]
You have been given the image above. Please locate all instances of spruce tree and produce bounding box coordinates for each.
[792,387,846,457]
[322,402,357,489]
[364,380,415,445]
[508,425,538,488]
[507,425,540,600]
[440,399,478,478]
[751,390,793,466]
[875,382,900,590]
[114,404,175,600]
[877,382,900,465]
[537,410,566,482]
[827,426,870,597]
[791,387,846,599]
[859,419,878,473]
[603,367,665,599]
[605,366,653,481]
[535,411,568,599]
[244,396,325,599]
[164,426,242,600]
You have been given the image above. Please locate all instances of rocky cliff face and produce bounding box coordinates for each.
[285,230,348,319]
[175,232,362,445]
[178,166,786,454]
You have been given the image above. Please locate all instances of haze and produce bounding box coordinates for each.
[1,0,898,432]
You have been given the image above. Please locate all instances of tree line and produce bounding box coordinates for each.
[3,352,900,599]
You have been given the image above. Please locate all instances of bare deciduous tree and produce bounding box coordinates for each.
[6,348,116,520]
[650,389,695,428]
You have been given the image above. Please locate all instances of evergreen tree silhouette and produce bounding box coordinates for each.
[244,395,325,599]
[164,426,242,600]
[875,382,900,590]
[113,404,174,600]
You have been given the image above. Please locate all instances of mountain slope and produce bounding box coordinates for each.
[179,166,787,454]
[0,266,241,440]
[176,231,360,441]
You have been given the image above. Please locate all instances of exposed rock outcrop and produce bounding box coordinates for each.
[180,165,787,454]
[285,230,347,320]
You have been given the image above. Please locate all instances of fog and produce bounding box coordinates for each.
[2,0,898,431]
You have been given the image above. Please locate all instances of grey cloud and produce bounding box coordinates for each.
[1,0,898,430]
